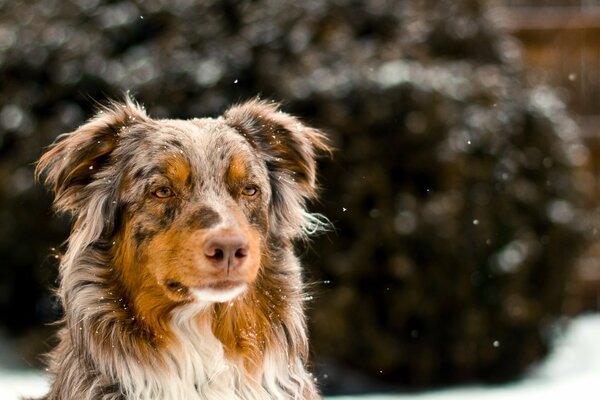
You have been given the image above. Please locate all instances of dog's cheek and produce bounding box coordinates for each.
[143,229,217,298]
[139,230,178,283]
[128,197,181,232]
[244,198,268,234]
[159,200,181,229]
[245,227,264,282]
[132,224,159,248]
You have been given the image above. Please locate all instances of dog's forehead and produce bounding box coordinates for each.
[121,117,259,184]
[130,117,249,160]
[157,117,241,146]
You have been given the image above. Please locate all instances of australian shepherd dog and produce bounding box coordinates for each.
[35,98,329,399]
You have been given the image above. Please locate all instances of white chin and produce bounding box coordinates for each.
[190,284,248,303]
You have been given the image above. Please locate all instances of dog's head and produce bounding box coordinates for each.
[37,98,329,309]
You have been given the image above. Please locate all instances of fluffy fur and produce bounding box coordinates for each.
[35,97,329,400]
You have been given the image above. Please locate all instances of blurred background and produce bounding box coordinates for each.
[1,0,600,397]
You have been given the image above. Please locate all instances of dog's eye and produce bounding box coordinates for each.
[241,185,258,197]
[154,187,174,199]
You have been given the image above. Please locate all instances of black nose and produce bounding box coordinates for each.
[203,231,249,272]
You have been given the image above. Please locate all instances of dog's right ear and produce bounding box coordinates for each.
[36,99,148,215]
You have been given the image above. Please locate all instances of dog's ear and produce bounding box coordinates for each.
[224,100,331,239]
[36,99,148,216]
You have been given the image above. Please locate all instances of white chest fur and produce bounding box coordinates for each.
[117,303,309,400]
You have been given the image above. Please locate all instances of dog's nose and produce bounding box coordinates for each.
[203,231,249,271]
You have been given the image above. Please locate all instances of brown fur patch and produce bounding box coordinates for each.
[164,155,191,187]
[227,153,249,185]
[211,257,303,374]
[112,220,179,346]
[212,287,272,373]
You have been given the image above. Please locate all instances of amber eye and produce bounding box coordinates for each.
[241,185,258,197]
[154,187,174,199]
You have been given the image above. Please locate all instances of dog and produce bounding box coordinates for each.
[35,97,329,399]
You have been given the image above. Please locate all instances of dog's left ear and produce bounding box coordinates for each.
[225,100,331,239]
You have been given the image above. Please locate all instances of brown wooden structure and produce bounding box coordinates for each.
[505,1,600,312]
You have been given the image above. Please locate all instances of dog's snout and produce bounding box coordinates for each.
[203,230,249,271]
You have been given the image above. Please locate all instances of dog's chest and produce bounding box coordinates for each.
[122,308,270,400]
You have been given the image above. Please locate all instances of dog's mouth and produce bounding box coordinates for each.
[191,280,248,303]
[165,279,248,303]
[165,280,188,294]
[200,280,246,291]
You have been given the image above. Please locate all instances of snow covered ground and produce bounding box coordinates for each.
[2,314,599,399]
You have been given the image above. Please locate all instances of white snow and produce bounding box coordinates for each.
[2,314,600,400]
[0,369,47,399]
